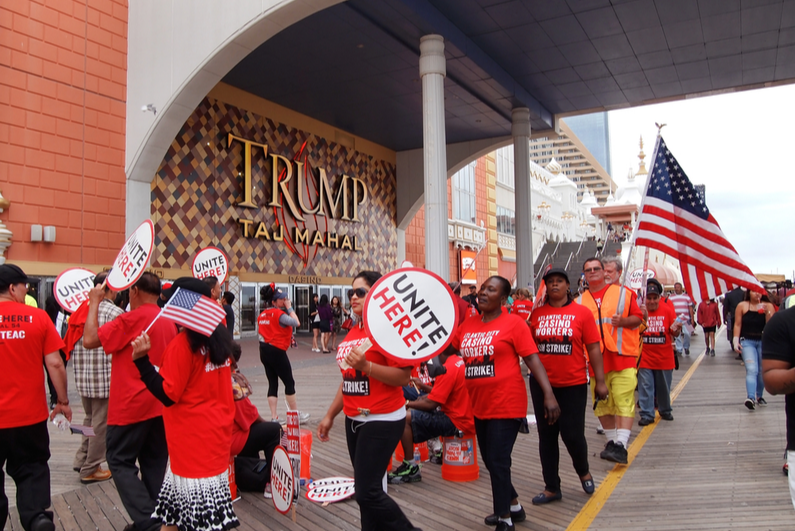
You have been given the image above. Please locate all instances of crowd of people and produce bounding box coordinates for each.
[4,256,795,531]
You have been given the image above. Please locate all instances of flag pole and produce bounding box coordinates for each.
[143,287,179,334]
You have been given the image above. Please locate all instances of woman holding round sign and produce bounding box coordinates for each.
[528,269,608,505]
[317,270,421,531]
[452,275,560,531]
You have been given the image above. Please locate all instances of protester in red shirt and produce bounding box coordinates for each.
[449,282,475,325]
[388,348,476,484]
[83,272,177,531]
[528,269,607,505]
[638,279,682,425]
[0,264,70,531]
[511,288,533,321]
[453,276,559,531]
[318,271,419,531]
[131,277,238,531]
[696,297,722,357]
[257,284,308,423]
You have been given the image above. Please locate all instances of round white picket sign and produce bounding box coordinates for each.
[364,268,458,364]
[54,268,96,313]
[106,220,155,292]
[191,246,229,284]
[306,477,355,503]
[628,268,655,290]
[270,446,295,515]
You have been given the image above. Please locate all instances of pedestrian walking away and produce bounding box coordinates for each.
[0,264,71,531]
[734,290,775,410]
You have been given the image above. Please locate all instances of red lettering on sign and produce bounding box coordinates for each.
[392,315,412,335]
[384,301,404,321]
[402,328,423,348]
[371,286,396,308]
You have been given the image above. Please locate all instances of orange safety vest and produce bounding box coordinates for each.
[577,285,640,357]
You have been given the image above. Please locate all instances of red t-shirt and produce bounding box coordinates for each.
[511,300,532,321]
[0,302,65,429]
[258,308,292,351]
[452,313,537,419]
[529,302,601,388]
[640,305,677,370]
[427,355,475,434]
[335,325,408,417]
[589,284,643,373]
[160,331,235,478]
[231,397,260,456]
[98,303,178,426]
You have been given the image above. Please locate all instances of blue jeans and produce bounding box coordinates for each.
[637,368,672,420]
[740,338,764,401]
[675,321,691,352]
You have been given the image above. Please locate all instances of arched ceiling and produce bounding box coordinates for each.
[223,0,795,152]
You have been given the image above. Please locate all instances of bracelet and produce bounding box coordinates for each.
[368,361,373,376]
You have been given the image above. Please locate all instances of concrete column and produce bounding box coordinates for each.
[419,35,448,280]
[396,228,406,266]
[512,108,534,292]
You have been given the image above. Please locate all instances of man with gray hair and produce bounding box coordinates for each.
[602,256,623,286]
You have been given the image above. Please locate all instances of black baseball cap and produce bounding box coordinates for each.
[647,278,663,296]
[543,268,570,284]
[0,264,29,288]
[162,277,213,301]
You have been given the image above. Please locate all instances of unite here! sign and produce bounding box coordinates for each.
[270,446,295,515]
[191,247,229,284]
[54,268,96,313]
[106,220,155,292]
[364,268,459,364]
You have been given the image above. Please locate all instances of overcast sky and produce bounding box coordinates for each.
[607,84,795,279]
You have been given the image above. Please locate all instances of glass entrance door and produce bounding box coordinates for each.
[240,283,257,333]
[293,285,311,333]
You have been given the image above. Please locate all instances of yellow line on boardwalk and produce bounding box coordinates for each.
[565,340,711,531]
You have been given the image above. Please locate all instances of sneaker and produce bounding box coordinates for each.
[596,424,605,435]
[659,412,674,421]
[270,417,279,423]
[745,398,756,410]
[602,441,628,464]
[312,348,320,352]
[484,507,526,526]
[757,397,768,406]
[685,348,690,356]
[638,417,654,426]
[710,349,715,357]
[388,461,421,484]
[600,440,616,460]
[298,411,311,423]
[263,483,272,499]
[80,467,112,484]
[675,350,682,357]
[429,451,443,465]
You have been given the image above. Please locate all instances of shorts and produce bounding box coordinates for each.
[310,321,321,330]
[411,409,458,442]
[592,367,636,418]
[702,326,716,333]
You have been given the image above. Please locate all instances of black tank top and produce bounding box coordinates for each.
[740,309,766,339]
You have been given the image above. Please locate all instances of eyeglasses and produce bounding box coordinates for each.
[347,287,369,300]
[583,267,602,273]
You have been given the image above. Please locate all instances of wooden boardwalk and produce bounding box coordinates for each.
[4,330,794,530]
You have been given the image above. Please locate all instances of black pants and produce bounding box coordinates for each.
[238,421,282,462]
[474,417,521,517]
[259,343,296,396]
[0,421,52,531]
[106,417,168,531]
[528,376,589,493]
[45,352,68,407]
[345,417,417,531]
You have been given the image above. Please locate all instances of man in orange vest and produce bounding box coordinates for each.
[577,257,643,464]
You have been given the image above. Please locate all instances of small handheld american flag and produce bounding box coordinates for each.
[157,287,226,336]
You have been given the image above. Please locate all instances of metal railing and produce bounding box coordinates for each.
[565,251,574,270]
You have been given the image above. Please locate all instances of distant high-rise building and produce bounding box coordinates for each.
[563,112,612,176]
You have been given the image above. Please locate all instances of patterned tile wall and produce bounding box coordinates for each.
[152,97,397,276]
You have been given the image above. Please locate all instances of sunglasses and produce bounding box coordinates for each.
[583,267,602,273]
[347,287,369,300]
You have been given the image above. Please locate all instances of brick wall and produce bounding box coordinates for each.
[0,0,127,267]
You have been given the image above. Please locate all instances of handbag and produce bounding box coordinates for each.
[231,370,253,401]
[341,317,353,330]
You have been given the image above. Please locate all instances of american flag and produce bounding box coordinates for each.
[161,287,226,336]
[634,136,765,303]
